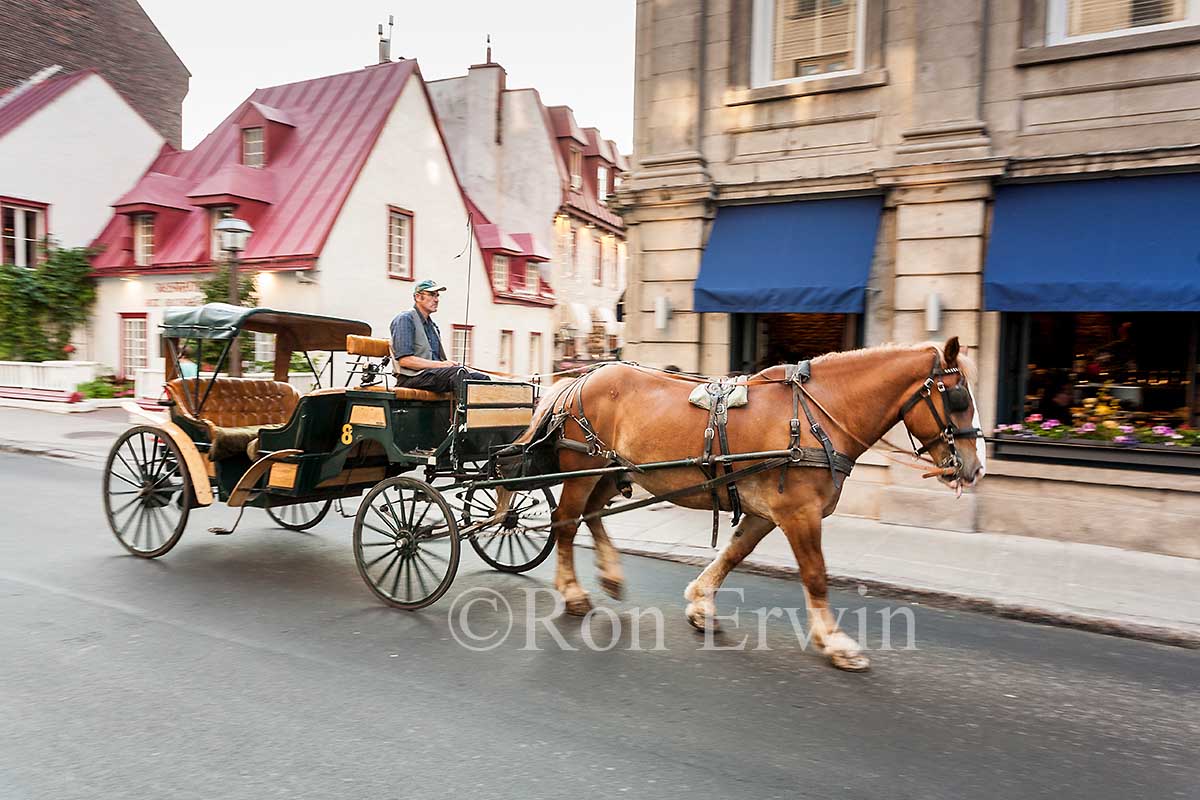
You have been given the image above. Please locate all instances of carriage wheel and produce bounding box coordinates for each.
[103,426,191,558]
[353,477,460,610]
[267,499,332,531]
[464,486,556,573]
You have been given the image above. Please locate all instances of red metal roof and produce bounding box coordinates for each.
[546,105,588,145]
[92,60,419,272]
[188,164,277,204]
[510,232,551,261]
[0,69,94,140]
[112,170,191,211]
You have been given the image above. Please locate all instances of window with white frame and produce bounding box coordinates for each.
[592,234,602,285]
[602,238,615,288]
[499,330,514,374]
[133,214,155,267]
[242,127,265,168]
[520,262,541,295]
[529,332,543,377]
[1048,0,1196,44]
[569,148,583,191]
[388,208,412,278]
[451,326,473,365]
[254,332,276,367]
[210,206,235,261]
[752,0,863,86]
[558,221,575,277]
[597,166,609,202]
[1,203,43,268]
[121,315,148,377]
[492,254,509,292]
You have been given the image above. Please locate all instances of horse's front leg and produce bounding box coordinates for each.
[552,476,601,615]
[684,515,775,631]
[778,506,869,672]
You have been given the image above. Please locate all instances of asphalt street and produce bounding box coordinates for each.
[1,452,1197,799]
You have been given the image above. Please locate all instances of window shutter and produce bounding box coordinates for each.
[773,0,859,80]
[1068,0,1185,36]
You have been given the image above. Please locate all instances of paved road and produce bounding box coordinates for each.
[1,453,1197,799]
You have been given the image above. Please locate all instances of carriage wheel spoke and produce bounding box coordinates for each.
[362,521,398,541]
[411,551,434,597]
[364,547,398,570]
[377,551,401,591]
[369,504,401,536]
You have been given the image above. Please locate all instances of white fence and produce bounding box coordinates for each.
[0,360,101,393]
[135,367,322,400]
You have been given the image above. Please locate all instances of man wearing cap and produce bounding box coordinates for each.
[389,279,489,394]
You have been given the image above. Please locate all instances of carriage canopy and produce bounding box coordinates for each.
[161,303,372,351]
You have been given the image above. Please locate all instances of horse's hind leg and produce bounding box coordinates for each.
[582,476,624,600]
[552,475,602,616]
[778,506,869,672]
[684,515,775,631]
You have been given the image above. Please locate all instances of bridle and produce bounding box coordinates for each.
[898,353,982,478]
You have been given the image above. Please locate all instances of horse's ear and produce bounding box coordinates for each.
[944,336,960,366]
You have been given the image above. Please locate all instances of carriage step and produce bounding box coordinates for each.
[209,527,235,535]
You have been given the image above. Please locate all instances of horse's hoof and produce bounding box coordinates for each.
[564,596,593,616]
[829,650,870,672]
[685,603,718,632]
[599,575,624,600]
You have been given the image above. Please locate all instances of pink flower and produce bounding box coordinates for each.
[1026,414,1043,424]
[1078,422,1097,433]
[1152,425,1174,436]
[1041,420,1060,430]
[1114,435,1133,444]
[1119,424,1135,433]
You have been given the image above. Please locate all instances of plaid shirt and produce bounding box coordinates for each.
[390,306,446,362]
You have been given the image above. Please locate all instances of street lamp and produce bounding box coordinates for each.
[216,216,253,376]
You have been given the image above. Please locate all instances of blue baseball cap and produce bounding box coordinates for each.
[414,279,447,294]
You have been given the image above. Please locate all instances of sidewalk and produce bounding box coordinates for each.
[3,404,1198,645]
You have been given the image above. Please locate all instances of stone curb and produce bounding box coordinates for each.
[582,535,1200,651]
[4,443,1197,648]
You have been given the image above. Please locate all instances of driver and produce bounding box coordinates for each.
[389,279,489,394]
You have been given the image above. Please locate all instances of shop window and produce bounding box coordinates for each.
[1047,0,1197,44]
[592,234,602,286]
[120,313,148,378]
[2,203,43,268]
[752,0,863,86]
[452,325,473,365]
[995,312,1200,462]
[729,312,861,374]
[499,330,514,374]
[133,214,155,267]
[242,127,265,167]
[491,254,509,292]
[387,208,412,279]
[601,238,615,288]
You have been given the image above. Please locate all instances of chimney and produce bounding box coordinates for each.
[377,15,394,64]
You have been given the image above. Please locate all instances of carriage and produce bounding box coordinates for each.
[104,303,557,609]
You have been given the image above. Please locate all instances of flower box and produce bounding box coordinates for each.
[991,434,1200,473]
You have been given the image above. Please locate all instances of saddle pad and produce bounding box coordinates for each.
[688,382,748,411]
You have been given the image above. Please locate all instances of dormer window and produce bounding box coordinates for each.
[492,254,510,292]
[569,148,583,191]
[210,206,234,260]
[597,166,609,202]
[242,127,265,168]
[133,214,155,266]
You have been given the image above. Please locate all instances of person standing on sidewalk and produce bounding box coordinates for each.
[389,279,489,394]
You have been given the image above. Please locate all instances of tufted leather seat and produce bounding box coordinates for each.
[167,378,300,460]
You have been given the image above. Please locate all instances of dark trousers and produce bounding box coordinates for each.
[396,365,490,394]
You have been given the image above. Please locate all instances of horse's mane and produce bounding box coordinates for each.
[753,341,977,383]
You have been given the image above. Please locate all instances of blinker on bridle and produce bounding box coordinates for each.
[898,353,982,473]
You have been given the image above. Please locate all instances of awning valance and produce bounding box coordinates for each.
[985,174,1200,312]
[693,197,882,314]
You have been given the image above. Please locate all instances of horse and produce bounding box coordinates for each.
[503,338,984,671]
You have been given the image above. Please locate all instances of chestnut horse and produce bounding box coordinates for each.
[509,339,983,671]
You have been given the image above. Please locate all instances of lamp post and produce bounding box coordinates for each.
[216,217,253,377]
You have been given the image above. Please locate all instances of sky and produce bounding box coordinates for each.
[139,1,636,152]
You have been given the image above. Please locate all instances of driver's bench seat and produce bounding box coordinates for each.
[166,378,300,460]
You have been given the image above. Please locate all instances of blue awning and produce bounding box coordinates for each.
[985,174,1200,312]
[694,197,882,314]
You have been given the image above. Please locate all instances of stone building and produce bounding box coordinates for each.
[428,59,628,370]
[619,0,1200,557]
[0,0,189,146]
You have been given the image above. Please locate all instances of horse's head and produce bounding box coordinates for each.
[898,337,985,496]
